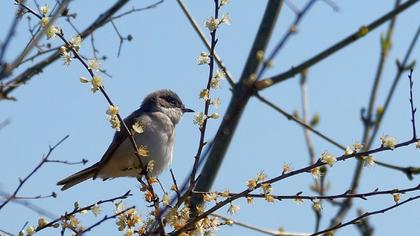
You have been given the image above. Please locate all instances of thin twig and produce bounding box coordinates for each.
[312,194,420,236]
[408,69,417,139]
[45,158,88,165]
[77,206,136,235]
[0,135,69,211]
[255,0,419,90]
[195,184,420,201]
[108,0,164,22]
[35,191,132,233]
[188,0,221,210]
[0,189,57,219]
[212,213,310,236]
[174,134,420,235]
[255,93,345,150]
[1,0,69,80]
[177,0,235,87]
[1,0,133,100]
[257,0,318,79]
[191,1,284,212]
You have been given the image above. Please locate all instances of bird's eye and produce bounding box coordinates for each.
[164,97,176,105]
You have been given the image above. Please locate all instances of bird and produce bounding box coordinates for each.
[57,89,194,190]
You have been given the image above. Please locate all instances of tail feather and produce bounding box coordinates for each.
[57,165,99,190]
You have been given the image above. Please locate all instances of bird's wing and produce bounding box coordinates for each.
[93,108,143,179]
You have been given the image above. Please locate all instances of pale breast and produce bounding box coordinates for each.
[98,112,175,178]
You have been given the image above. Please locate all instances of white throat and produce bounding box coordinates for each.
[161,107,183,125]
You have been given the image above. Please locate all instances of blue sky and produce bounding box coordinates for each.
[1,0,419,235]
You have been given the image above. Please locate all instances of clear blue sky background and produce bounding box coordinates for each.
[1,0,419,235]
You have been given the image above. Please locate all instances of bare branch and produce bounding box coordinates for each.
[255,0,419,90]
[0,135,69,211]
[313,194,420,236]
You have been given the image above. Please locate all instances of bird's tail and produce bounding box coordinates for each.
[57,164,99,190]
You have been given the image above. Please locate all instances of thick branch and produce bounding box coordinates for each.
[193,0,283,200]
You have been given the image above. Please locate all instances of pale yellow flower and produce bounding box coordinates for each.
[38,217,48,227]
[91,75,102,93]
[40,5,49,15]
[416,140,420,149]
[26,226,35,236]
[294,197,304,205]
[132,121,144,134]
[88,59,101,71]
[261,183,272,194]
[62,51,71,65]
[344,146,353,155]
[246,179,257,190]
[312,200,322,212]
[205,17,219,31]
[203,192,218,202]
[353,143,364,151]
[109,116,121,131]
[265,194,275,203]
[59,46,67,54]
[282,163,291,173]
[214,69,225,79]
[256,171,266,182]
[311,167,321,179]
[198,52,210,65]
[91,203,101,216]
[211,98,221,108]
[246,196,254,204]
[162,192,170,206]
[380,134,397,150]
[220,13,231,25]
[193,112,207,128]
[220,189,230,198]
[106,105,119,116]
[200,89,209,101]
[210,77,222,89]
[125,228,134,236]
[362,155,375,167]
[321,152,337,167]
[227,203,240,214]
[40,17,49,28]
[69,215,80,228]
[114,201,124,213]
[138,145,149,157]
[46,25,59,39]
[69,35,82,51]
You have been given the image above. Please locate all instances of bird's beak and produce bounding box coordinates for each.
[182,107,194,113]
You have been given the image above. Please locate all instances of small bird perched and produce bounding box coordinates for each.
[57,89,193,190]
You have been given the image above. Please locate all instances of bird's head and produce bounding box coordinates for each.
[141,90,194,124]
